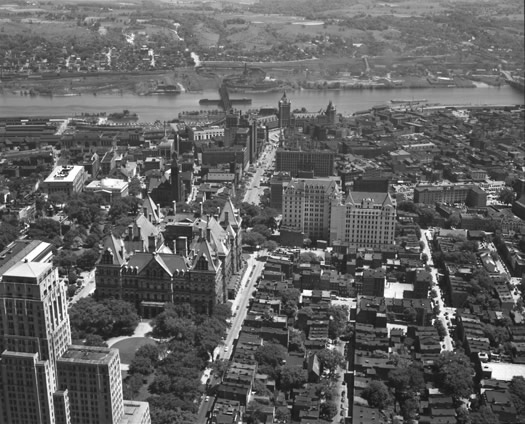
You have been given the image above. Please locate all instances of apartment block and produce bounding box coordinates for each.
[330,191,396,248]
[281,178,340,242]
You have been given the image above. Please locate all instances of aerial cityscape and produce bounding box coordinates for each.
[0,0,524,424]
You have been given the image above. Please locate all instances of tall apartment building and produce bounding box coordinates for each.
[0,241,150,424]
[330,191,396,248]
[276,149,335,177]
[282,178,340,242]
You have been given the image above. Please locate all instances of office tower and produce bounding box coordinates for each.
[57,346,124,424]
[282,178,340,242]
[0,241,151,424]
[330,191,396,248]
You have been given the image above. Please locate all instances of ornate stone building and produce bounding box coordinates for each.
[95,199,242,317]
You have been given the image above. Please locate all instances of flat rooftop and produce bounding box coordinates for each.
[59,345,116,364]
[44,165,84,183]
[86,178,128,190]
[484,362,525,381]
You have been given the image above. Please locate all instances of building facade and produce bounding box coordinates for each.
[276,149,335,178]
[282,178,340,242]
[330,191,396,248]
[414,184,487,207]
[96,199,242,317]
[42,165,86,196]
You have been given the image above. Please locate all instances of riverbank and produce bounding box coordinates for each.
[1,67,507,98]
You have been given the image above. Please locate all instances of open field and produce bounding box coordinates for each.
[111,337,157,364]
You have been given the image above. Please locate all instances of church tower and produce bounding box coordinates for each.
[278,91,291,128]
[326,100,336,125]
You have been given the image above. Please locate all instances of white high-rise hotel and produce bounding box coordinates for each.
[282,178,396,247]
[0,240,150,424]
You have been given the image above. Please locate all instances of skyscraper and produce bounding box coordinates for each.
[0,241,151,424]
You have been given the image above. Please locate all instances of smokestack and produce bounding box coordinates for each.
[173,200,176,215]
[157,203,161,216]
[206,228,211,242]
[200,202,203,216]
[173,240,177,254]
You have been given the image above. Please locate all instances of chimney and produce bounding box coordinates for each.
[128,225,133,240]
[206,228,211,242]
[157,203,161,216]
[143,207,147,216]
[148,234,155,252]
[137,226,142,240]
[173,240,177,254]
[121,245,125,259]
[173,200,177,215]
[217,206,221,216]
[177,237,188,257]
[225,211,229,223]
[200,202,203,216]
[149,214,152,223]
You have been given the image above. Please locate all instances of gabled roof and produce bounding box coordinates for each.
[192,237,220,272]
[219,198,241,229]
[126,252,187,275]
[194,216,230,256]
[101,233,126,265]
[142,194,162,224]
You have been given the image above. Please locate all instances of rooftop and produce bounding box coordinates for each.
[59,345,117,364]
[3,261,52,280]
[86,178,128,190]
[44,165,84,183]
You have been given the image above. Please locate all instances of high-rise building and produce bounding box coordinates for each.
[330,191,396,248]
[0,241,151,424]
[57,346,125,424]
[282,178,340,242]
[275,149,335,177]
[278,92,291,128]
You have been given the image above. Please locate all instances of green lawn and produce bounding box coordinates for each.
[111,337,157,364]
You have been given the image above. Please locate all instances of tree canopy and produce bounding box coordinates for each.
[434,351,474,399]
[68,297,140,339]
[362,381,392,409]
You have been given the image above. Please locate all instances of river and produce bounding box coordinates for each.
[0,85,522,122]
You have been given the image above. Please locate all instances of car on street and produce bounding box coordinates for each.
[205,396,210,402]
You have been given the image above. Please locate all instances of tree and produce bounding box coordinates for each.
[123,373,144,399]
[320,400,338,419]
[328,304,349,339]
[254,342,287,377]
[362,381,392,409]
[128,176,142,196]
[509,376,525,417]
[135,344,161,364]
[299,251,321,263]
[498,187,516,205]
[288,328,305,353]
[84,334,108,347]
[403,307,417,323]
[317,348,346,377]
[470,405,499,424]
[129,355,154,375]
[243,231,266,248]
[69,297,139,339]
[434,319,447,340]
[434,351,474,399]
[279,365,307,392]
[388,364,425,400]
[76,248,99,270]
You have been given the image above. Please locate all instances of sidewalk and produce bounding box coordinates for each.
[106,320,154,347]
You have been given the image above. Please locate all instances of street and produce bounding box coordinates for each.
[195,252,266,424]
[420,229,455,352]
[242,130,278,204]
